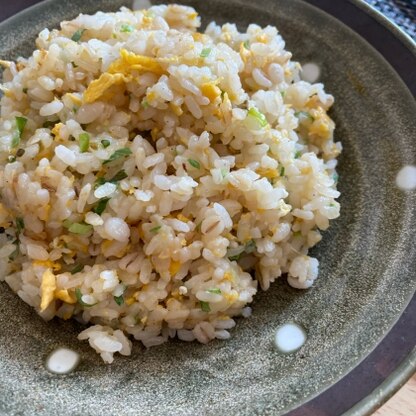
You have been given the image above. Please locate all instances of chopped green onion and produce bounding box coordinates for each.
[93,198,110,215]
[101,139,110,148]
[280,91,286,98]
[23,88,28,93]
[150,225,162,233]
[16,148,25,157]
[16,217,24,234]
[110,169,128,183]
[243,40,250,49]
[279,166,285,177]
[11,132,20,148]
[11,116,27,148]
[63,219,73,229]
[94,170,128,189]
[294,111,314,122]
[114,294,124,306]
[228,240,255,261]
[70,264,84,274]
[220,167,228,178]
[329,202,336,207]
[78,132,90,153]
[207,288,221,294]
[75,288,96,307]
[67,222,92,235]
[71,29,86,43]
[195,222,202,232]
[120,24,134,33]
[94,177,106,188]
[7,156,16,163]
[42,120,58,129]
[188,159,200,169]
[71,62,78,68]
[293,231,302,237]
[16,116,27,136]
[103,147,132,164]
[200,48,211,58]
[245,239,256,253]
[141,99,149,109]
[294,150,302,159]
[9,239,20,260]
[200,301,211,312]
[246,107,268,130]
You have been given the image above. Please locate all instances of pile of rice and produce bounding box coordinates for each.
[0,4,341,363]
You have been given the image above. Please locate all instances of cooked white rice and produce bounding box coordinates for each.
[0,4,341,363]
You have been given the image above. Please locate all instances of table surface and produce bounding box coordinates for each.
[375,374,416,416]
[0,1,415,415]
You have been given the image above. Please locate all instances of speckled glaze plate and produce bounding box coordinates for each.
[0,0,415,415]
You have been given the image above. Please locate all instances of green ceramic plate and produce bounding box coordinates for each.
[0,0,415,415]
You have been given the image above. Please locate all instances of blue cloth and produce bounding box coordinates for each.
[365,0,416,39]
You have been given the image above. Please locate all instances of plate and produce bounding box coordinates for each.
[0,0,415,415]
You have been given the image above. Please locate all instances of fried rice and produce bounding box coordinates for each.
[0,4,341,363]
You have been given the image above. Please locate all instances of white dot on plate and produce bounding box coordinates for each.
[301,63,321,83]
[396,165,416,190]
[274,323,307,353]
[46,348,80,374]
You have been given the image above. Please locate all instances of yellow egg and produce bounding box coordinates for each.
[55,289,76,304]
[50,122,64,141]
[108,49,165,76]
[169,102,183,116]
[40,268,56,311]
[201,81,221,103]
[255,167,279,179]
[256,34,268,43]
[224,292,238,302]
[308,107,334,140]
[223,271,234,282]
[177,213,190,222]
[84,72,127,104]
[34,260,61,272]
[169,260,181,276]
[67,93,82,106]
[125,297,136,306]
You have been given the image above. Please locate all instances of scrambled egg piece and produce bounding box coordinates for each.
[308,107,334,140]
[223,270,235,282]
[177,213,190,222]
[224,291,239,302]
[201,81,221,103]
[256,34,268,43]
[169,102,183,116]
[255,167,279,179]
[65,93,82,106]
[55,289,76,304]
[191,33,205,41]
[40,268,56,311]
[51,122,64,140]
[34,260,61,272]
[84,73,127,103]
[108,49,165,76]
[169,260,181,276]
